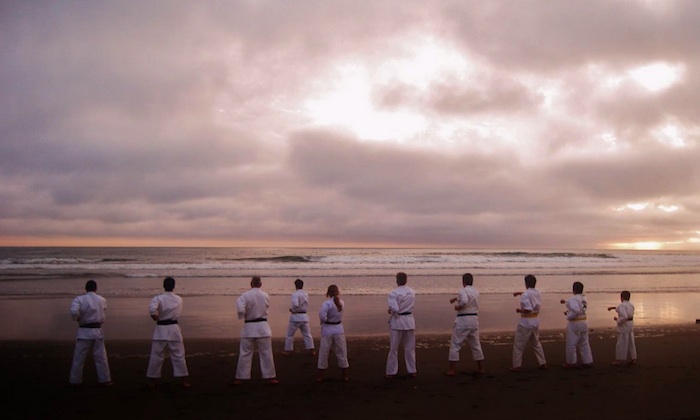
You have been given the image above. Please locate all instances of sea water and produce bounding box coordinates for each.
[1,247,699,339]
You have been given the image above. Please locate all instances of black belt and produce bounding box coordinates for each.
[627,317,633,321]
[325,321,342,325]
[157,319,178,325]
[79,323,102,328]
[457,313,478,317]
[292,311,307,314]
[245,318,268,323]
[398,312,412,315]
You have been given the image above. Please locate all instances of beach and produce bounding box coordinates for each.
[3,324,700,419]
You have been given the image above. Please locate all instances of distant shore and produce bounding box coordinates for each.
[2,324,700,419]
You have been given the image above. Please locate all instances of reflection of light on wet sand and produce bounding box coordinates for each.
[1,292,700,340]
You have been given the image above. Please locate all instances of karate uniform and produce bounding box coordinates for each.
[284,289,315,352]
[235,287,276,380]
[69,291,112,385]
[512,288,547,368]
[386,285,416,376]
[614,300,637,361]
[565,294,593,365]
[146,291,189,379]
[317,298,349,370]
[448,285,484,363]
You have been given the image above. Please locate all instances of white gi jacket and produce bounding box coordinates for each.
[455,285,479,328]
[319,298,344,336]
[388,285,415,330]
[518,288,542,329]
[289,289,310,323]
[149,291,184,341]
[565,294,588,321]
[237,287,272,338]
[615,300,635,333]
[70,291,107,340]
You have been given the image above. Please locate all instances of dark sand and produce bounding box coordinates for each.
[2,325,700,419]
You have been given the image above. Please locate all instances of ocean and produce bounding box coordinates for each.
[1,247,699,340]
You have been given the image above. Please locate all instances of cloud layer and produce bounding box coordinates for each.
[2,0,699,249]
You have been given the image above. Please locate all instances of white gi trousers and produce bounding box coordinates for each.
[615,322,637,361]
[236,337,276,379]
[317,334,349,369]
[386,329,416,375]
[566,321,593,364]
[69,338,111,384]
[448,323,484,362]
[512,325,547,368]
[284,320,315,351]
[147,340,189,378]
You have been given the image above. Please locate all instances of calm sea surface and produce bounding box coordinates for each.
[1,247,699,339]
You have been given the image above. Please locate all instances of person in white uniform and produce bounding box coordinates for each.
[146,277,190,388]
[317,284,349,382]
[607,290,637,365]
[385,272,416,378]
[446,273,485,376]
[561,281,593,368]
[510,274,548,372]
[69,280,113,386]
[283,278,315,356]
[234,276,279,385]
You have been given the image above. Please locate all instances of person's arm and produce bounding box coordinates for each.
[236,294,246,320]
[565,299,581,320]
[517,294,531,314]
[388,291,399,315]
[149,296,160,321]
[70,297,81,322]
[616,305,629,324]
[319,302,328,326]
[454,290,467,311]
[290,293,300,313]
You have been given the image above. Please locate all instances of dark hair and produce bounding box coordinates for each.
[524,274,537,288]
[396,272,407,286]
[163,276,175,291]
[85,280,97,292]
[326,284,342,311]
[621,290,631,300]
[462,273,473,286]
[294,278,304,289]
[251,276,262,287]
[573,281,584,294]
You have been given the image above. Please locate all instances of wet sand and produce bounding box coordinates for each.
[2,324,700,419]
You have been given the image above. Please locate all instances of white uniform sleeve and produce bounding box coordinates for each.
[149,295,160,318]
[70,297,81,321]
[236,294,246,320]
[388,291,399,314]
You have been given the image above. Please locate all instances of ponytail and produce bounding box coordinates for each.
[326,285,343,312]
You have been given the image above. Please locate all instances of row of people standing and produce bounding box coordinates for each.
[67,273,637,386]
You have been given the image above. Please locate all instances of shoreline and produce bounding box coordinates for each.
[2,324,700,418]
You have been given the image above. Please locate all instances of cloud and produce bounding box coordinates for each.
[1,0,700,249]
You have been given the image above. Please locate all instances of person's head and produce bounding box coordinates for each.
[396,272,407,286]
[573,281,584,294]
[621,290,631,301]
[163,276,175,291]
[294,278,304,290]
[524,274,537,289]
[462,273,473,286]
[85,280,97,292]
[251,276,262,288]
[327,284,342,311]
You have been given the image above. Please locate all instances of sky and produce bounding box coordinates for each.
[1,0,700,250]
